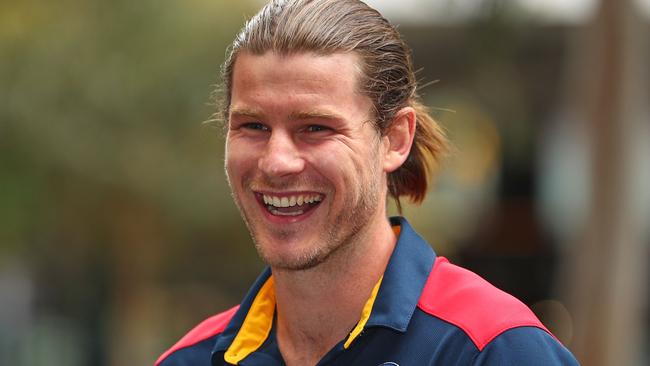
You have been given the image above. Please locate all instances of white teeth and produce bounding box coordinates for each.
[262,193,323,208]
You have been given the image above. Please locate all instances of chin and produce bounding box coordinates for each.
[254,236,330,271]
[263,254,323,271]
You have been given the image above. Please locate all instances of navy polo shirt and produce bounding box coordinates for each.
[156,217,579,365]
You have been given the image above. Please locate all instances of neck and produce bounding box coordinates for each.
[272,214,396,366]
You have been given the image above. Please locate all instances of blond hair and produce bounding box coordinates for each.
[221,0,447,206]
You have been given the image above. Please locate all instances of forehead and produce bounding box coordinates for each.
[233,50,362,87]
[230,51,371,119]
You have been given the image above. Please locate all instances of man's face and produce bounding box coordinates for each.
[225,51,389,271]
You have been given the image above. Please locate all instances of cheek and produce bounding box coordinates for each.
[225,139,257,183]
[312,144,376,188]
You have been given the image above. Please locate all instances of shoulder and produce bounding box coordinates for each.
[473,326,579,365]
[155,305,239,366]
[417,257,551,351]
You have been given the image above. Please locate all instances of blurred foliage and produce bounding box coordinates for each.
[1,1,264,364]
[1,0,260,267]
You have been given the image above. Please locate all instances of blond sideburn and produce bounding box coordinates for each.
[221,0,448,207]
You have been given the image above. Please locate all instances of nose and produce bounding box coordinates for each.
[258,130,305,177]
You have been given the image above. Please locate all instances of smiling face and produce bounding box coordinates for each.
[225,51,391,271]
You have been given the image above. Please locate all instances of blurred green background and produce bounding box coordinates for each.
[1,0,648,365]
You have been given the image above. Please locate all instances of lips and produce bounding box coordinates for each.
[255,192,324,218]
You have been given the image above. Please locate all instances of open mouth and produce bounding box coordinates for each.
[256,192,324,217]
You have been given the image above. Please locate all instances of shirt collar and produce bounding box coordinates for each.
[364,216,437,332]
[212,267,274,363]
[212,216,437,363]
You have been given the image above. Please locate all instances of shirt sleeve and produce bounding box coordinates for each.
[472,326,580,365]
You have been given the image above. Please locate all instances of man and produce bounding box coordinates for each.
[156,0,579,365]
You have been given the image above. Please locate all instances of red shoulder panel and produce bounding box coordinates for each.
[417,257,551,351]
[155,305,239,366]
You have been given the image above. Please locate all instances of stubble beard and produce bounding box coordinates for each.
[229,170,382,272]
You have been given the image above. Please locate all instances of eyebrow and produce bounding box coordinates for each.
[229,107,263,119]
[288,110,343,121]
[229,107,343,122]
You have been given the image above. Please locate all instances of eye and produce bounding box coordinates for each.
[242,122,270,131]
[305,125,330,133]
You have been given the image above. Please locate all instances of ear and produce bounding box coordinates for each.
[383,106,416,173]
